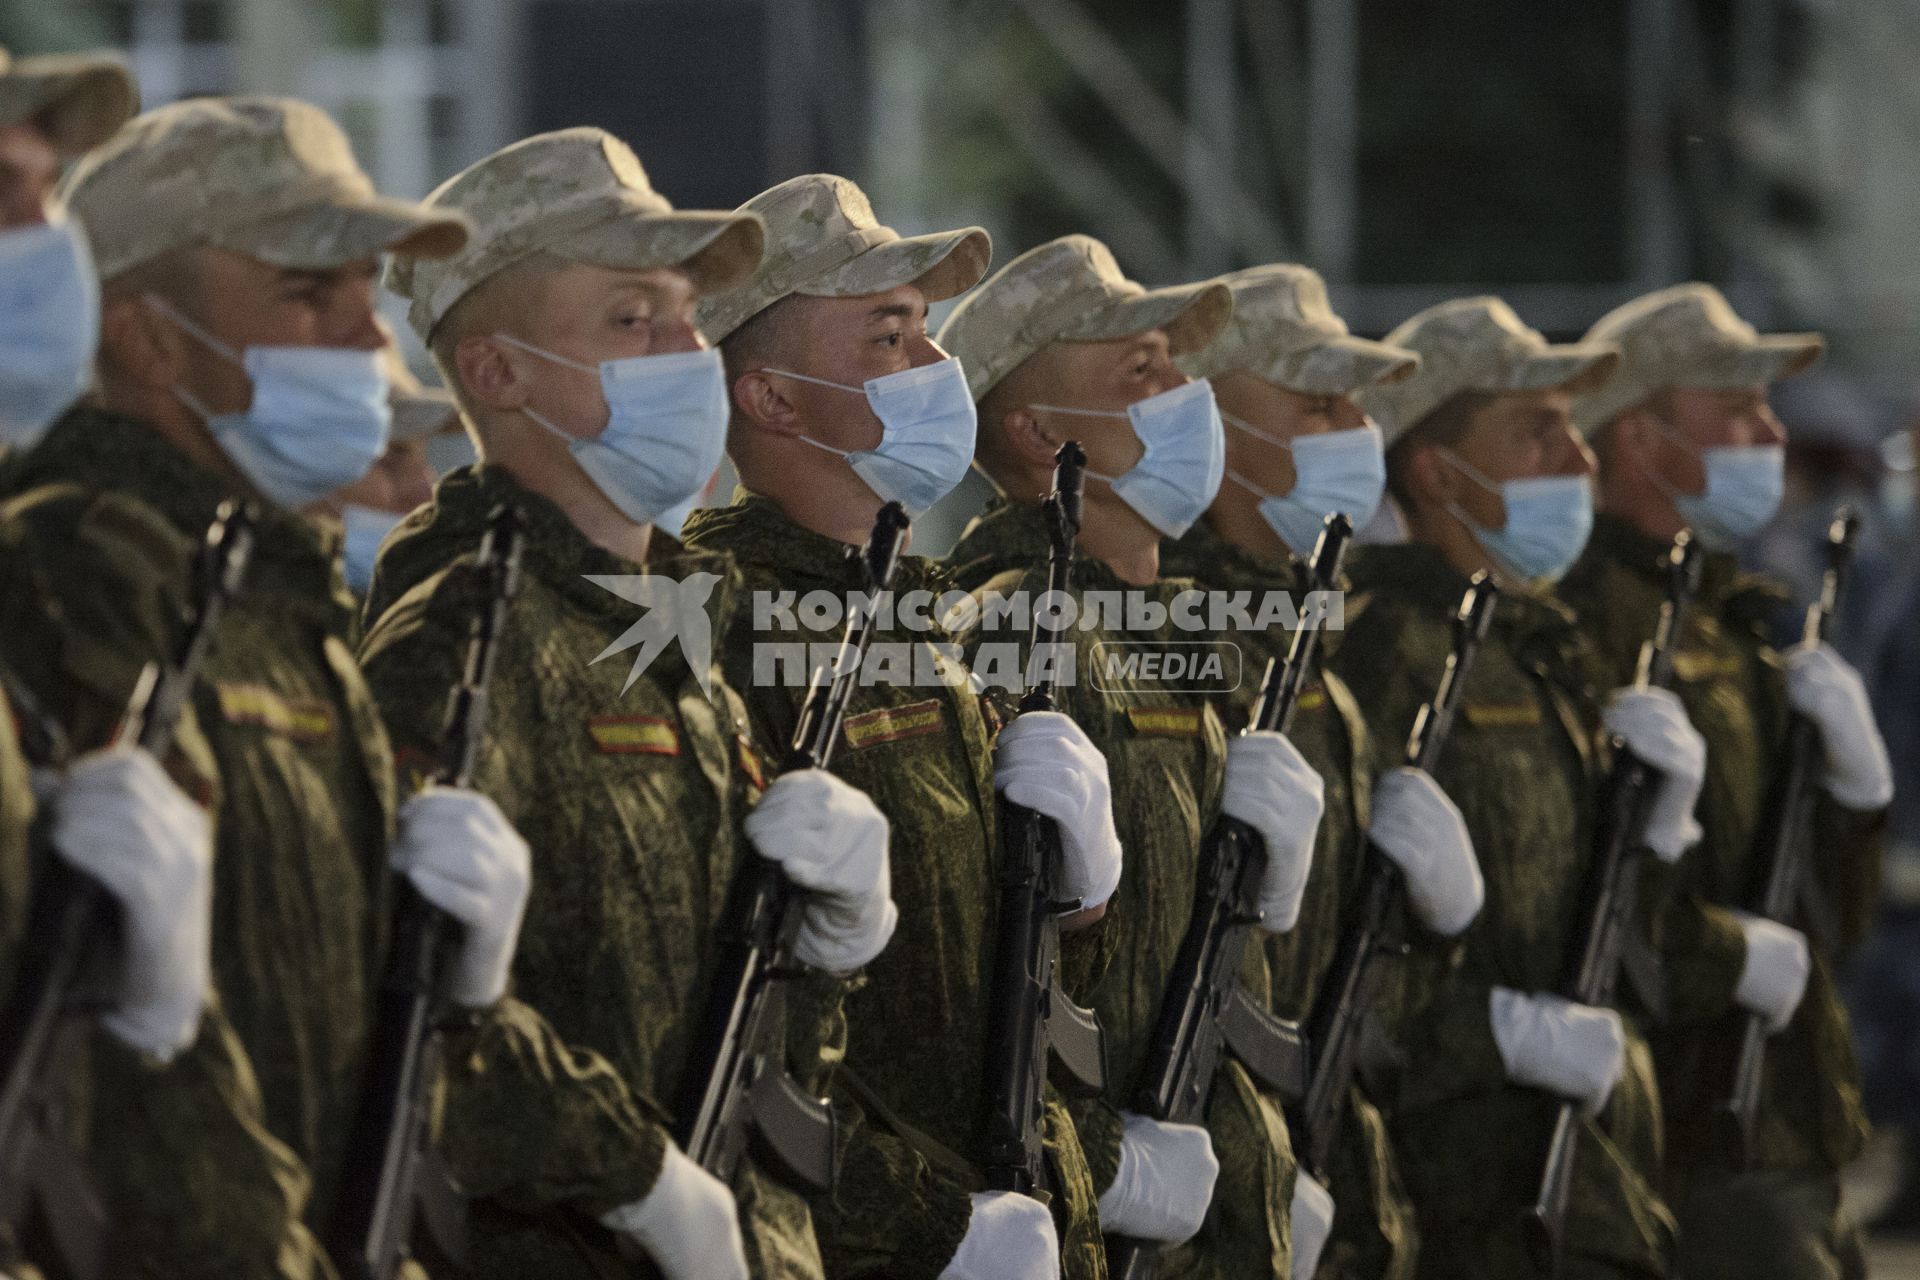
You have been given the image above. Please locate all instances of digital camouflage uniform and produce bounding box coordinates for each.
[949,497,1303,1280]
[359,464,833,1279]
[1559,513,1880,1280]
[1330,543,1674,1280]
[0,409,394,1279]
[1162,517,1418,1280]
[683,493,1111,1280]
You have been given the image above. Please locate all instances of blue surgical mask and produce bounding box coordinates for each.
[1033,379,1225,537]
[340,503,405,594]
[499,337,729,527]
[0,216,99,451]
[1439,448,1594,584]
[1223,414,1386,559]
[148,296,392,509]
[765,357,977,517]
[1646,422,1785,551]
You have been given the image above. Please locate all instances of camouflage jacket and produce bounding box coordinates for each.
[949,498,1298,1280]
[0,407,393,1278]
[684,492,1109,1280]
[1161,519,1414,1280]
[359,465,834,1280]
[1558,513,1880,1174]
[1330,543,1674,1279]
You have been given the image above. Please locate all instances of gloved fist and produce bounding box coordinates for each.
[1785,642,1894,811]
[993,711,1122,911]
[1368,767,1483,937]
[745,768,898,973]
[51,746,212,1060]
[1602,687,1706,862]
[1097,1111,1220,1244]
[600,1143,748,1280]
[1221,730,1324,933]
[940,1190,1060,1280]
[1732,911,1811,1034]
[1289,1172,1336,1280]
[1489,987,1626,1114]
[392,786,531,1008]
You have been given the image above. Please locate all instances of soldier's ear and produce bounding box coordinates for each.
[999,405,1057,469]
[98,294,186,393]
[455,335,527,413]
[1403,442,1457,512]
[731,370,800,435]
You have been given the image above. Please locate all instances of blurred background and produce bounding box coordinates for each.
[5,0,1919,1266]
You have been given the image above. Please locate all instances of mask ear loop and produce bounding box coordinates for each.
[143,294,246,425]
[492,333,602,443]
[1629,412,1701,505]
[1026,403,1133,483]
[754,368,879,460]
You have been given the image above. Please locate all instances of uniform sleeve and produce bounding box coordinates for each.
[358,590,672,1219]
[1643,857,1750,1025]
[1808,791,1886,954]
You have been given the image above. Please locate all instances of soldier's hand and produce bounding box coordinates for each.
[1489,988,1626,1115]
[1097,1111,1219,1244]
[1367,766,1483,937]
[51,746,212,1061]
[1731,911,1811,1033]
[992,710,1122,911]
[1289,1171,1336,1280]
[1221,729,1324,933]
[745,768,898,973]
[1602,687,1706,861]
[1784,641,1894,811]
[599,1143,749,1280]
[392,786,531,1007]
[940,1190,1060,1280]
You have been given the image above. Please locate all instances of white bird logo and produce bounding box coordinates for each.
[584,571,723,700]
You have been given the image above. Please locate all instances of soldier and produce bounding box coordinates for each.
[1334,297,1707,1280]
[940,234,1322,1280]
[689,174,1125,1280]
[366,127,898,1280]
[1560,283,1891,1280]
[0,96,534,1277]
[1163,263,1489,1280]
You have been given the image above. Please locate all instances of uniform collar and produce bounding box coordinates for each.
[683,487,951,598]
[1348,539,1578,646]
[1580,510,1788,618]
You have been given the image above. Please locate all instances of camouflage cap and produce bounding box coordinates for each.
[59,96,468,283]
[1177,263,1417,395]
[1357,296,1620,446]
[1572,282,1824,433]
[0,46,135,155]
[388,127,765,341]
[697,173,990,342]
[936,235,1233,401]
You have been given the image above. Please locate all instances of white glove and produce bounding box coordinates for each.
[1784,641,1894,811]
[942,1190,1059,1280]
[600,1143,749,1280]
[1220,730,1325,933]
[744,768,898,973]
[993,711,1123,910]
[391,786,531,1008]
[1367,767,1483,937]
[1732,911,1811,1034]
[1097,1111,1220,1244]
[1489,987,1627,1114]
[1602,687,1706,862]
[1289,1171,1336,1280]
[50,747,213,1060]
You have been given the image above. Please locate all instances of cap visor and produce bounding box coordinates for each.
[1713,332,1826,387]
[0,56,136,154]
[1267,333,1420,396]
[389,388,459,441]
[1505,343,1620,396]
[1059,279,1233,354]
[798,226,992,304]
[228,195,471,268]
[557,207,767,293]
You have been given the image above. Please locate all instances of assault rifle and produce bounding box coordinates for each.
[980,443,1108,1197]
[1293,573,1499,1183]
[0,500,256,1280]
[331,504,524,1279]
[1524,531,1703,1274]
[1108,512,1352,1280]
[1706,506,1861,1166]
[675,500,912,1194]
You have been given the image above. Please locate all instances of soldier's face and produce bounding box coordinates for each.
[1653,383,1785,496]
[1213,371,1367,496]
[1450,388,1593,529]
[774,284,943,452]
[1029,330,1187,479]
[0,122,57,229]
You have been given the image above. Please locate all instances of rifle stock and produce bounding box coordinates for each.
[676,501,911,1196]
[1109,513,1352,1280]
[0,500,256,1280]
[1524,532,1703,1275]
